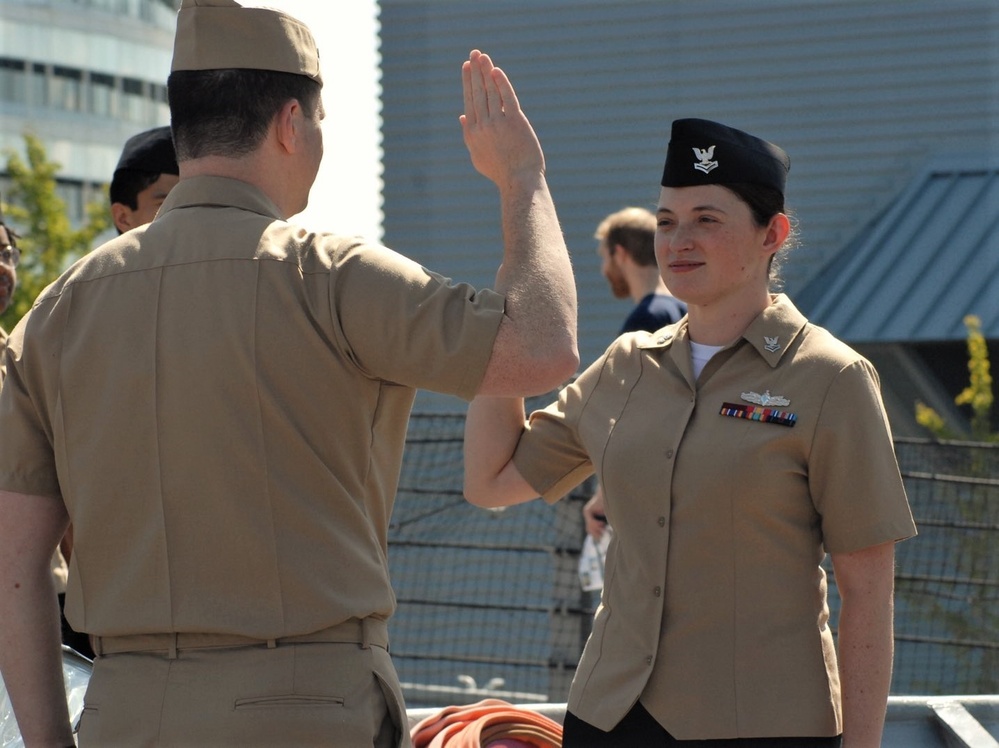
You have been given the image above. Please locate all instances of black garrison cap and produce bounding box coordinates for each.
[114,126,179,177]
[661,118,789,195]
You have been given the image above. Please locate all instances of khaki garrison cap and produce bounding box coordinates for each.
[172,0,322,85]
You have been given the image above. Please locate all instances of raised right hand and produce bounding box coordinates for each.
[459,49,545,188]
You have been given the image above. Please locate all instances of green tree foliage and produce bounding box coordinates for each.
[915,315,997,442]
[912,320,998,692]
[2,133,110,328]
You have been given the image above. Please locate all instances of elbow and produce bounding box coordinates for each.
[479,322,579,396]
[463,481,503,509]
[526,339,579,394]
[554,342,580,382]
[463,485,486,508]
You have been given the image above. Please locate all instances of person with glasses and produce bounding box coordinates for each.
[0,206,20,383]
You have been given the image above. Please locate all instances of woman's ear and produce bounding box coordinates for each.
[763,212,791,255]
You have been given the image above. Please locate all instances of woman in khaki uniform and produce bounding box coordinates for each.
[464,119,916,747]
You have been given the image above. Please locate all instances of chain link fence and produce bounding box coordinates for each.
[388,416,998,706]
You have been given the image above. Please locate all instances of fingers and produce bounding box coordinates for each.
[491,66,520,116]
[462,49,508,126]
[461,59,473,126]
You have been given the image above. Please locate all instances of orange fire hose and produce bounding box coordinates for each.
[410,698,563,748]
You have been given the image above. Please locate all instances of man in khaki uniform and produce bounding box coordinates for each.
[0,1,577,745]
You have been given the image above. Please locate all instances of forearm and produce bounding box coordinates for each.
[838,596,893,747]
[463,395,537,507]
[459,50,578,396]
[495,172,576,351]
[0,490,74,746]
[480,174,577,395]
[833,542,896,748]
[0,561,74,746]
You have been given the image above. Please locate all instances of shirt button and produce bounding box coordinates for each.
[653,586,661,597]
[658,516,666,527]
[665,448,674,459]
[646,656,653,665]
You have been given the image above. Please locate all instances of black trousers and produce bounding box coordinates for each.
[563,703,843,747]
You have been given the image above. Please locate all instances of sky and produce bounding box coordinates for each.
[241,1,384,242]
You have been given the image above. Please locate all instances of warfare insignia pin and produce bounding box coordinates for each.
[741,390,790,407]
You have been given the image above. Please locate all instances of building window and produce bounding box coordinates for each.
[30,63,47,107]
[0,58,27,104]
[121,76,146,122]
[54,180,85,225]
[89,72,116,116]
[50,65,84,112]
[150,81,169,120]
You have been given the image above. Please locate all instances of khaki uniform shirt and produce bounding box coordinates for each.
[0,176,505,640]
[513,295,916,740]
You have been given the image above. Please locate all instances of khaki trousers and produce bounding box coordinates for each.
[77,640,409,747]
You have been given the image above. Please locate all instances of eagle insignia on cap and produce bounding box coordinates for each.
[692,145,718,174]
[741,390,790,407]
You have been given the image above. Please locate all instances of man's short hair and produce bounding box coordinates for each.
[109,127,179,208]
[168,69,321,162]
[595,206,657,267]
[109,171,166,210]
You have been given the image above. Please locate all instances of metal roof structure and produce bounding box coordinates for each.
[377,0,999,408]
[796,158,999,344]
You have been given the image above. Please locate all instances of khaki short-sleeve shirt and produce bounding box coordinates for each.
[0,176,505,640]
[513,294,916,740]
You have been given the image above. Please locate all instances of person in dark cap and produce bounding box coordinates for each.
[109,125,180,234]
[464,118,915,746]
[0,0,576,745]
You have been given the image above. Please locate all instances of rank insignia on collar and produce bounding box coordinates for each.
[764,336,781,352]
[741,389,789,407]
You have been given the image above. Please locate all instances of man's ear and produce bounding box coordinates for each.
[273,98,302,154]
[612,243,631,266]
[110,202,133,234]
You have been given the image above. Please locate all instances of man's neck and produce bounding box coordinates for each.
[629,269,670,304]
[179,153,293,219]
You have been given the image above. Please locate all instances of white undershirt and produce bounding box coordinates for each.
[690,341,725,379]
